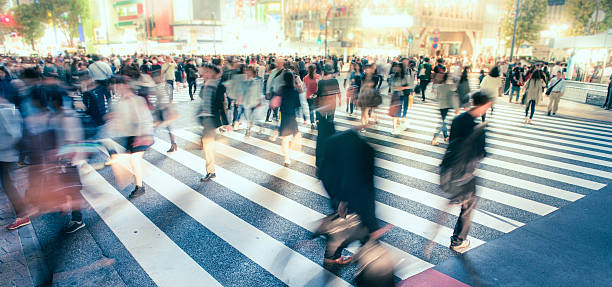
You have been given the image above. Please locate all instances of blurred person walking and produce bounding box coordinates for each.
[185,58,198,101]
[303,64,321,129]
[431,72,454,146]
[161,57,177,103]
[88,55,113,109]
[417,57,432,101]
[278,72,302,167]
[241,66,264,137]
[479,66,502,121]
[344,62,363,116]
[357,65,382,131]
[388,62,410,135]
[315,64,340,124]
[196,65,231,182]
[523,70,546,125]
[439,91,492,251]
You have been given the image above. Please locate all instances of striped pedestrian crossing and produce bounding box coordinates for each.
[78,99,611,286]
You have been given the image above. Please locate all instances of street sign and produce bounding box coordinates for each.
[433,43,438,49]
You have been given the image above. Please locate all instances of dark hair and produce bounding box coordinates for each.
[436,58,444,64]
[205,64,220,74]
[22,67,41,79]
[489,66,500,78]
[307,64,315,79]
[471,91,491,106]
[423,57,430,62]
[392,62,405,79]
[92,54,100,62]
[461,67,469,82]
[283,71,295,89]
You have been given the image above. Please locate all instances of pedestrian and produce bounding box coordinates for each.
[196,64,231,182]
[241,66,264,137]
[315,64,340,124]
[357,66,382,132]
[265,58,285,123]
[604,74,612,110]
[161,56,177,103]
[508,64,523,103]
[185,58,198,101]
[546,71,566,116]
[523,70,546,124]
[417,57,432,101]
[87,54,113,108]
[478,69,485,84]
[344,62,363,116]
[431,72,454,146]
[1,94,28,230]
[479,66,502,121]
[303,64,321,129]
[440,91,492,251]
[388,62,409,135]
[401,59,417,122]
[278,72,302,167]
[457,66,471,110]
[107,77,155,199]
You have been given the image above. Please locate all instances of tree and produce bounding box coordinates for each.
[13,3,45,50]
[39,0,89,47]
[564,0,612,36]
[501,0,547,56]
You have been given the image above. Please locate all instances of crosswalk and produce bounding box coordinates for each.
[79,99,611,286]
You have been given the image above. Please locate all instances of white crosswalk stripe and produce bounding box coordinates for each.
[82,98,611,286]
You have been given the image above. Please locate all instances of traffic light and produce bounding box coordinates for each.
[1,15,12,25]
[408,34,413,43]
[317,36,322,45]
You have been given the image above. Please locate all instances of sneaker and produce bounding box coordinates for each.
[201,173,216,182]
[552,112,556,115]
[360,129,366,133]
[524,117,529,124]
[310,123,316,129]
[527,119,532,125]
[547,111,551,116]
[450,239,470,251]
[63,221,86,234]
[129,186,145,199]
[7,217,30,230]
[431,139,439,146]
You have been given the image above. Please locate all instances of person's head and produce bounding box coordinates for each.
[92,54,100,62]
[470,91,493,117]
[489,66,500,78]
[22,67,41,80]
[307,64,315,78]
[556,70,563,79]
[480,69,485,75]
[353,62,362,73]
[364,63,374,75]
[392,62,405,78]
[436,58,444,65]
[203,64,220,79]
[323,63,334,75]
[275,58,285,69]
[246,65,256,78]
[283,71,295,89]
[423,57,430,63]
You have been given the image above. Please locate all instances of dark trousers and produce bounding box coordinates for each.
[604,83,612,109]
[525,100,536,119]
[400,94,409,117]
[307,98,316,124]
[451,181,478,245]
[419,79,430,100]
[266,107,279,121]
[0,162,25,218]
[187,79,197,100]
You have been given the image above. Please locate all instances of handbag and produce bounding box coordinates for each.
[358,88,382,108]
[269,95,281,109]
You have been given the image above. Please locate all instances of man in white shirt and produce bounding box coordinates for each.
[547,71,566,116]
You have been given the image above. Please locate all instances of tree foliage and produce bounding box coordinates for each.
[564,0,612,36]
[39,0,89,47]
[501,0,547,54]
[13,3,45,49]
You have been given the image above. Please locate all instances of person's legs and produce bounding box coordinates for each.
[281,135,291,165]
[400,94,409,118]
[529,100,536,119]
[307,98,316,124]
[202,135,215,175]
[361,107,370,126]
[552,93,561,114]
[0,162,26,218]
[166,80,174,103]
[130,152,145,187]
[420,80,429,100]
[451,182,478,246]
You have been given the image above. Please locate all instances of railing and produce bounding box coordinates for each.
[563,81,608,106]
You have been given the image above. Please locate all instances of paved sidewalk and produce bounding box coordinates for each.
[402,183,612,287]
[0,191,34,287]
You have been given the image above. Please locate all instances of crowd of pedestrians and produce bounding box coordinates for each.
[0,52,574,286]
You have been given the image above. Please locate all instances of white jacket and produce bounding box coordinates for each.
[0,100,22,162]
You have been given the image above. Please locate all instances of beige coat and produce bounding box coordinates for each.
[524,78,546,105]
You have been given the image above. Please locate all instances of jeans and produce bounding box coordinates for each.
[400,92,410,118]
[307,98,316,124]
[419,79,430,100]
[451,181,478,245]
[166,80,174,102]
[188,79,197,100]
[509,86,521,102]
[433,108,449,139]
[525,100,536,119]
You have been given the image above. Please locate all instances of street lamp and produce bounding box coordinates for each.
[509,0,520,62]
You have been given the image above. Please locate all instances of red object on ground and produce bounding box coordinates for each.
[397,269,470,287]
